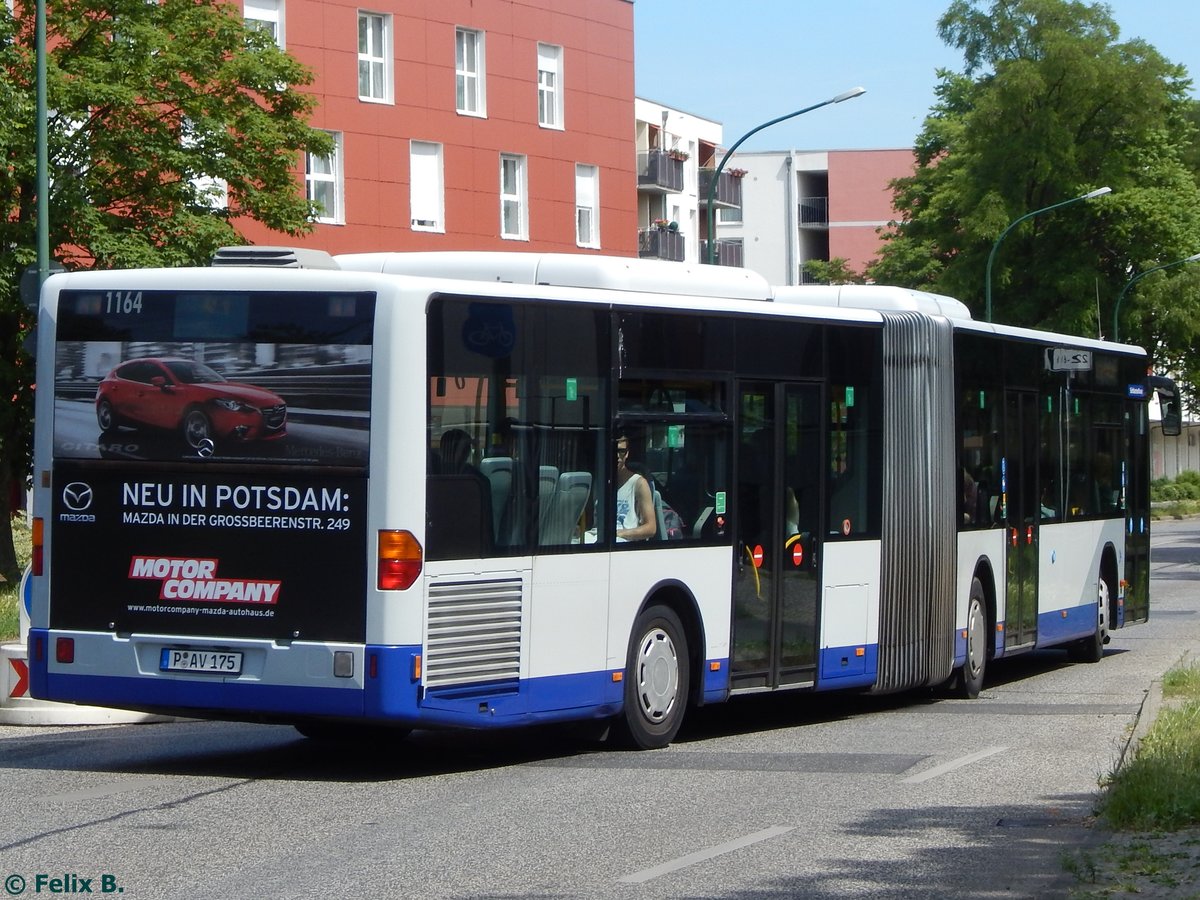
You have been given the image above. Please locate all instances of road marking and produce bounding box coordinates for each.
[41,778,168,804]
[902,746,1007,783]
[617,825,795,884]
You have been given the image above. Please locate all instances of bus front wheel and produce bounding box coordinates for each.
[1068,575,1108,663]
[616,605,689,750]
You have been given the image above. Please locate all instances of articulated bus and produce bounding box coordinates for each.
[28,250,1181,748]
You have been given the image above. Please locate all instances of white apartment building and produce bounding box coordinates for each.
[717,148,914,284]
[634,99,744,266]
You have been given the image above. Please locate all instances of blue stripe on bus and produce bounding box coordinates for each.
[1036,604,1099,647]
[34,673,365,718]
[28,634,738,726]
[816,644,878,690]
[702,658,730,704]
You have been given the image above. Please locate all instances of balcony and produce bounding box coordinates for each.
[698,168,743,209]
[799,197,829,227]
[639,227,685,262]
[637,150,684,194]
[700,239,744,268]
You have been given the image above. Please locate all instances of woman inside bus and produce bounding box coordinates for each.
[615,433,657,542]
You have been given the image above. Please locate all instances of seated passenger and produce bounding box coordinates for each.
[615,434,656,542]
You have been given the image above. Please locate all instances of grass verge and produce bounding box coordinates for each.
[1067,660,1200,896]
[1152,500,1200,519]
[1101,665,1200,831]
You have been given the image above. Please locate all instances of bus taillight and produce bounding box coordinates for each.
[56,637,75,664]
[32,517,44,576]
[378,530,422,590]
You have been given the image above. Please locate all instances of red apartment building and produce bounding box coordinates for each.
[236,0,637,256]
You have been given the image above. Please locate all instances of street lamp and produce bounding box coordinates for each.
[1113,252,1200,343]
[704,87,866,265]
[984,186,1112,323]
[36,0,49,289]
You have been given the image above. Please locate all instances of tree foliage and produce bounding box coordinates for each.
[802,257,866,285]
[869,0,1200,367]
[0,0,332,582]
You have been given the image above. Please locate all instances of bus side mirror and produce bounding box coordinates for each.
[1148,376,1182,437]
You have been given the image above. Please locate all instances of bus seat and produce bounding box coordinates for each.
[479,456,513,537]
[537,465,560,531]
[652,486,667,540]
[541,471,592,544]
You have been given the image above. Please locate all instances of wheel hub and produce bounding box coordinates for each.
[636,628,679,723]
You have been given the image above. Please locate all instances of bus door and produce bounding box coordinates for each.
[1123,398,1150,624]
[731,381,822,689]
[1004,391,1039,649]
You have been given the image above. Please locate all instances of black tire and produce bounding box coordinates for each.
[182,408,213,450]
[1068,575,1107,663]
[615,605,690,750]
[957,578,988,699]
[96,399,117,433]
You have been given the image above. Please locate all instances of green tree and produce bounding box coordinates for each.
[802,257,867,285]
[0,0,332,584]
[869,0,1200,357]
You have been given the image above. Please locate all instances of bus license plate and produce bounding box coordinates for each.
[160,648,243,675]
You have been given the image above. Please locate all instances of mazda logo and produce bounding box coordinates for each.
[62,482,94,512]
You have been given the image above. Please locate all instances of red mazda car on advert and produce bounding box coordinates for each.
[96,357,287,450]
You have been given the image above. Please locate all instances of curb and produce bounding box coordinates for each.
[1116,677,1163,773]
[1,642,171,726]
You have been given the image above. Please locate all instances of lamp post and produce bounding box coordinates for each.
[704,87,865,265]
[984,186,1112,323]
[1113,252,1200,343]
[36,0,49,289]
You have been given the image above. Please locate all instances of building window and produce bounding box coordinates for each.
[537,43,563,130]
[357,11,392,103]
[456,28,486,117]
[575,163,599,248]
[500,154,527,240]
[410,141,444,232]
[243,0,284,47]
[306,132,344,225]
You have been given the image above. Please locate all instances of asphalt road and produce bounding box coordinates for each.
[1,519,1197,899]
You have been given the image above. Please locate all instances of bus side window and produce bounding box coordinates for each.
[427,475,493,560]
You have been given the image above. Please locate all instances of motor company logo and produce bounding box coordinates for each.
[129,556,281,604]
[59,482,96,522]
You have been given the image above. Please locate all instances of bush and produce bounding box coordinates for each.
[1152,472,1200,502]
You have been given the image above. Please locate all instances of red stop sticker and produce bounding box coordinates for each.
[751,545,764,568]
[792,543,804,567]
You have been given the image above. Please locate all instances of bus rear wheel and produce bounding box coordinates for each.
[615,605,689,750]
[956,578,988,699]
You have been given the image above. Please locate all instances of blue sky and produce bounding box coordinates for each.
[633,1,1200,151]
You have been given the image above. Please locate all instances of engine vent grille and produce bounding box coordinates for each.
[425,577,523,688]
